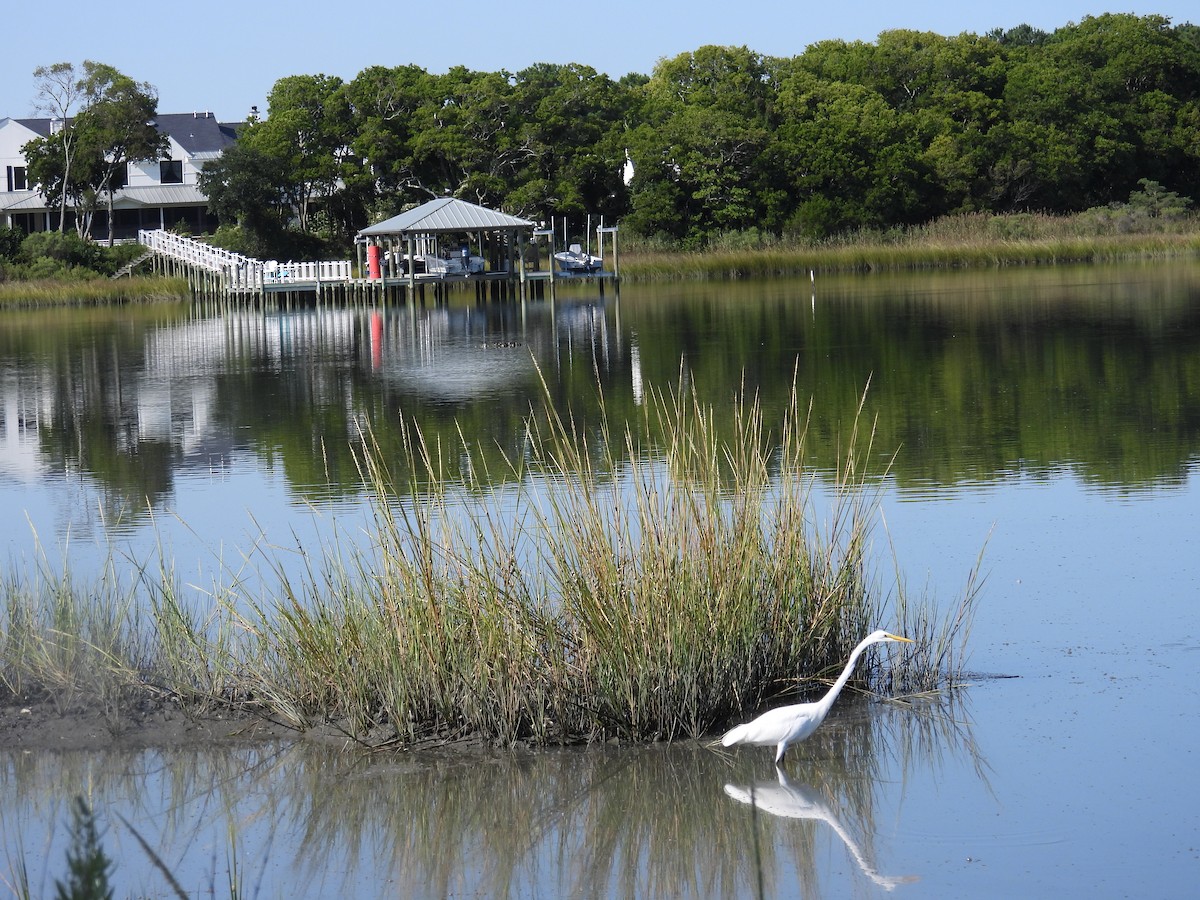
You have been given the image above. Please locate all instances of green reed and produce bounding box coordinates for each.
[0,378,979,748]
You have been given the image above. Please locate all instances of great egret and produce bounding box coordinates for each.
[720,630,913,764]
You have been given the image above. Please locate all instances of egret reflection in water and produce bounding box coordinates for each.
[724,768,920,892]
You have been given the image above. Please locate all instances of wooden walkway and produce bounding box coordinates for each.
[140,229,351,296]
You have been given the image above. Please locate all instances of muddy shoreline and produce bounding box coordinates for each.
[0,687,306,752]
[0,688,537,755]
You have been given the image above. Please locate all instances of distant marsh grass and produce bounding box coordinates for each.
[622,212,1200,281]
[0,378,980,748]
[0,276,189,307]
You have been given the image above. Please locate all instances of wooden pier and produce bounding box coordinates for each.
[139,221,619,306]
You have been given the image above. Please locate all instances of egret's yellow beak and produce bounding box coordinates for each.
[886,633,914,643]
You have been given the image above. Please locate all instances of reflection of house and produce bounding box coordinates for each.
[0,112,240,239]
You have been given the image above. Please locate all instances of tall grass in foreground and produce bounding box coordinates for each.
[1,379,980,748]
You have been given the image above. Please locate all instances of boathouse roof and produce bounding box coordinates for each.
[359,198,535,237]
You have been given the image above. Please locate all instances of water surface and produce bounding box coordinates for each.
[2,262,1199,896]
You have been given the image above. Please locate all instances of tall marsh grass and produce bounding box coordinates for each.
[622,211,1200,281]
[0,276,189,307]
[0,378,980,748]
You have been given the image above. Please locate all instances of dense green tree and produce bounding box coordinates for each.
[403,66,516,205]
[242,74,356,235]
[100,14,1200,251]
[1002,13,1200,208]
[23,62,164,241]
[74,64,167,244]
[793,31,1008,216]
[344,64,438,214]
[505,62,631,225]
[197,140,292,253]
[21,134,89,234]
[626,46,778,242]
[773,74,928,237]
[986,23,1050,47]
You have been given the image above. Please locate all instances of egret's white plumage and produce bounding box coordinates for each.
[721,630,913,764]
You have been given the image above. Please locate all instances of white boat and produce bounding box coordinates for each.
[554,243,603,274]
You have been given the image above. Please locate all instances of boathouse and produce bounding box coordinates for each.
[356,197,536,289]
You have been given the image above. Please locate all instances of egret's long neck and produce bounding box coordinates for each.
[815,636,875,715]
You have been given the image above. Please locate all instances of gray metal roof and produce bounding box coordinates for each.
[8,118,52,138]
[359,198,535,237]
[4,114,240,156]
[1,184,207,212]
[153,113,240,155]
[113,184,209,207]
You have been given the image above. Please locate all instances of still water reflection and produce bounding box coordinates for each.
[1,697,968,899]
[2,263,1200,897]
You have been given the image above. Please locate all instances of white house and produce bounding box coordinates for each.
[0,111,240,239]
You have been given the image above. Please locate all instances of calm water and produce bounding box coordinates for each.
[2,263,1199,897]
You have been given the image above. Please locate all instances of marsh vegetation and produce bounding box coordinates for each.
[0,377,977,749]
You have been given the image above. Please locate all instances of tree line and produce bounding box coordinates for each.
[22,13,1200,256]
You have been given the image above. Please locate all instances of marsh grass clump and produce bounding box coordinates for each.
[219,375,975,746]
[0,558,145,716]
[0,378,980,749]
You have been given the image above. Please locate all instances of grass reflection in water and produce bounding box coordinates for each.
[1,692,981,898]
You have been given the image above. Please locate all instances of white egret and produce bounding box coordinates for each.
[720,630,913,764]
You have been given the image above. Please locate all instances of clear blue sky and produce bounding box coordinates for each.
[5,2,1196,122]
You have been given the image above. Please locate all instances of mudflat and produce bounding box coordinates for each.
[0,688,299,752]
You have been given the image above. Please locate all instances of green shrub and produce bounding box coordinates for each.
[18,231,103,270]
[0,225,23,261]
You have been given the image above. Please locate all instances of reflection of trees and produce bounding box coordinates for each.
[210,264,1200,500]
[207,297,621,499]
[0,694,979,898]
[3,265,1198,515]
[0,306,193,528]
[622,265,1200,492]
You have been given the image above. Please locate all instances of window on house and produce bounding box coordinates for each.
[159,160,183,184]
[6,166,28,191]
[110,163,128,190]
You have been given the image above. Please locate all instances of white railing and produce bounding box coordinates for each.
[138,229,351,290]
[265,259,353,283]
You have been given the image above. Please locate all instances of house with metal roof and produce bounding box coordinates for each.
[0,111,240,239]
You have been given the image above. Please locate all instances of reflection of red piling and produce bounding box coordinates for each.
[370,312,383,370]
[367,244,382,280]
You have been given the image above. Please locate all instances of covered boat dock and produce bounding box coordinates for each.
[357,198,618,302]
[358,197,535,301]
